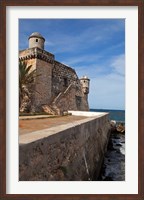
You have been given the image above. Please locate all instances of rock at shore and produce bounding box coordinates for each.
[110,120,125,134]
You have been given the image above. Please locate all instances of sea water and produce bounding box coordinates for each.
[90,108,125,122]
[90,109,125,181]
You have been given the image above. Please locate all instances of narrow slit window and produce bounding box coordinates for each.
[36,39,38,42]
[64,78,68,87]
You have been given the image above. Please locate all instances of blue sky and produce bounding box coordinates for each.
[19,19,125,110]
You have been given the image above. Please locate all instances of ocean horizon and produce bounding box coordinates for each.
[90,108,125,122]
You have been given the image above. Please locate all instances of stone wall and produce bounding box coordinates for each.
[52,61,79,97]
[31,59,53,112]
[19,113,111,181]
[53,85,89,114]
[52,84,78,114]
[51,61,89,113]
[19,48,55,112]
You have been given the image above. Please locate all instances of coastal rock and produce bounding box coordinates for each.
[116,123,125,133]
[98,133,125,181]
[110,120,125,134]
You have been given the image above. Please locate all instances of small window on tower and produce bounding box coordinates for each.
[36,39,38,42]
[64,78,68,87]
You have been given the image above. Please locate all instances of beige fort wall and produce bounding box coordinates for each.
[19,112,111,181]
[51,61,89,113]
[19,47,89,113]
[32,59,53,110]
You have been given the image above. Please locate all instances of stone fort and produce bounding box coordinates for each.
[19,32,90,115]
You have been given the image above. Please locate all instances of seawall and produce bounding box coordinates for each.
[19,111,111,181]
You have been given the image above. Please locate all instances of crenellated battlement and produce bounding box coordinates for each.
[19,47,54,64]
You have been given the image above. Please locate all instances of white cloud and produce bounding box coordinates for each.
[45,41,54,47]
[88,54,125,109]
[89,75,125,109]
[62,54,102,66]
[44,21,124,54]
[111,54,125,76]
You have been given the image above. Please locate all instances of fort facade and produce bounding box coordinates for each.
[19,32,90,115]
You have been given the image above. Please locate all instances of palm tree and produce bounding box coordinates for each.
[19,60,37,111]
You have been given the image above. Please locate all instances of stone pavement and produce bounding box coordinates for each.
[19,115,87,135]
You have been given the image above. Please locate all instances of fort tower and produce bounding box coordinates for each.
[19,32,90,114]
[28,32,45,49]
[80,76,90,96]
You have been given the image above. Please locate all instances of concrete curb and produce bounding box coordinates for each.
[19,115,58,120]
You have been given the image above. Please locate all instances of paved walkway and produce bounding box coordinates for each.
[19,115,87,135]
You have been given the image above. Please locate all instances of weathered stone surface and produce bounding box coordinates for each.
[19,114,111,181]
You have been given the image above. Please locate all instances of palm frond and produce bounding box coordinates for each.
[19,61,41,110]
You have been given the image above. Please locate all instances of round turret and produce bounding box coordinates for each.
[80,76,90,94]
[28,32,45,49]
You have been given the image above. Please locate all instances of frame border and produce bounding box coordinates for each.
[0,0,144,199]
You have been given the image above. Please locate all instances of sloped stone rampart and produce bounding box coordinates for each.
[19,113,110,181]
